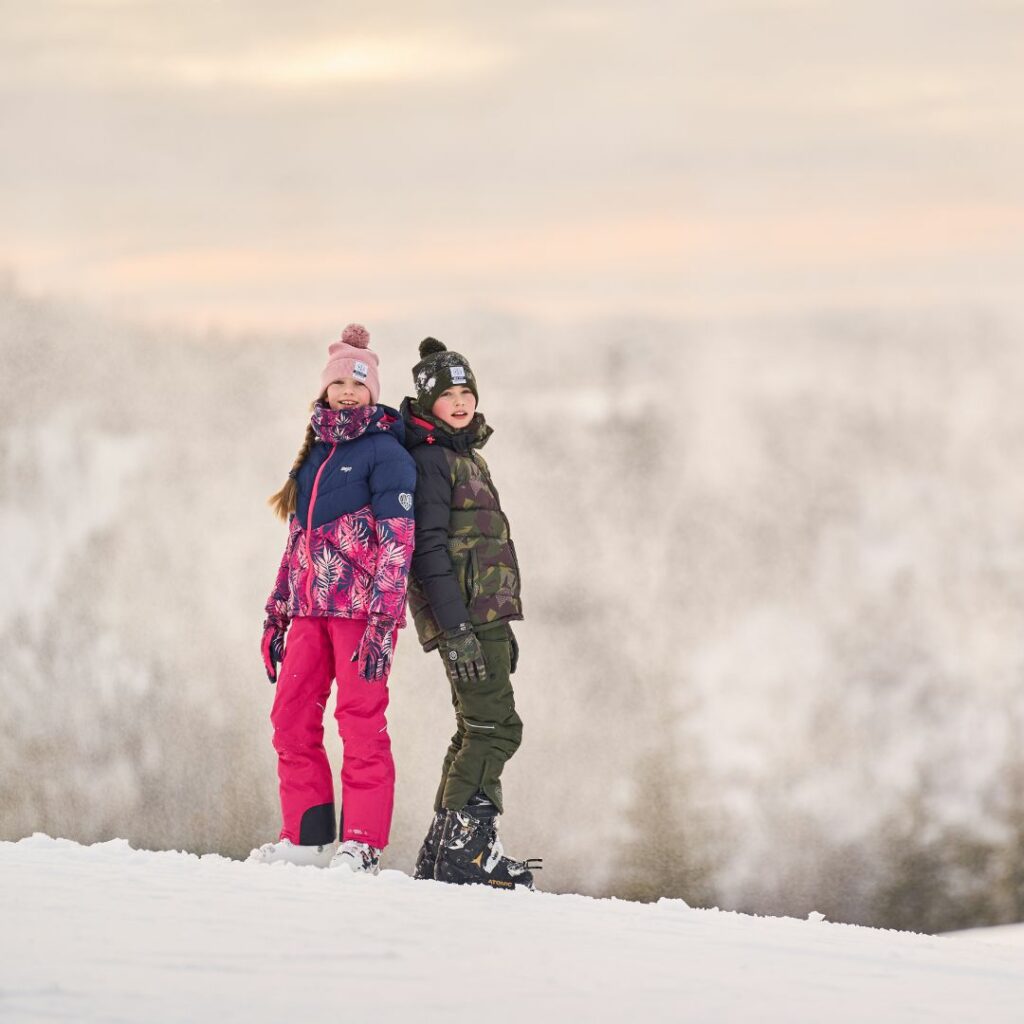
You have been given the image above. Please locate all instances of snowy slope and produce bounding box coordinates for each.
[1,836,1022,1023]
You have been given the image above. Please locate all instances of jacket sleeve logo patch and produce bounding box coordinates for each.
[398,492,413,511]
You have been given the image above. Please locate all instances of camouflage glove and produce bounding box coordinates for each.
[438,622,487,685]
[261,619,288,684]
[352,614,396,682]
[508,625,519,675]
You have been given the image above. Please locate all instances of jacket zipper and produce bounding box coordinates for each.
[305,445,337,610]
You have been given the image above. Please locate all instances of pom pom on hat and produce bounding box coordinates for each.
[419,337,447,358]
[342,323,370,348]
[319,323,380,402]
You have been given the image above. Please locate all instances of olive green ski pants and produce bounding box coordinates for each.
[433,624,523,814]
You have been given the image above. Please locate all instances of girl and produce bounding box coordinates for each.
[400,338,539,889]
[249,324,416,873]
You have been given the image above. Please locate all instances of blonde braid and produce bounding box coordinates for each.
[267,398,321,521]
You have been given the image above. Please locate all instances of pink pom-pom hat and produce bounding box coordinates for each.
[319,323,381,403]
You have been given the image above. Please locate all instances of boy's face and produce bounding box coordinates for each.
[325,377,371,411]
[432,385,477,430]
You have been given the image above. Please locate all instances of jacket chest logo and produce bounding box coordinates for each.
[339,466,353,473]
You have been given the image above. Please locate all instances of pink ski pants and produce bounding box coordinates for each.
[270,616,395,849]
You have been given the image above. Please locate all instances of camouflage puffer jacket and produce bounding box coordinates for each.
[399,397,523,651]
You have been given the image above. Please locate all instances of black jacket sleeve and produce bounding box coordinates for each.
[411,446,471,632]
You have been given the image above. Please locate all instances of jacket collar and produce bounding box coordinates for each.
[400,396,492,453]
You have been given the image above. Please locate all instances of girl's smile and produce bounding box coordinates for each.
[326,377,371,411]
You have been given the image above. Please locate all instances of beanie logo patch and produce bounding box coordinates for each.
[450,365,467,384]
[353,361,369,381]
[398,492,413,511]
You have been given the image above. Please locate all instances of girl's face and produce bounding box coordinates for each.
[432,386,477,429]
[325,377,371,411]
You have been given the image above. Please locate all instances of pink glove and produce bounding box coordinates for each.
[352,614,396,682]
[261,621,287,684]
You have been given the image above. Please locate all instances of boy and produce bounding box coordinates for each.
[400,338,538,889]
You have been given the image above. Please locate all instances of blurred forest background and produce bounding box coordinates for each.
[3,279,1024,933]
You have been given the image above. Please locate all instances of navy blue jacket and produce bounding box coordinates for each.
[295,408,414,529]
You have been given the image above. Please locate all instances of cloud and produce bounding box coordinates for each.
[1,22,508,91]
[1,5,514,91]
[146,34,509,90]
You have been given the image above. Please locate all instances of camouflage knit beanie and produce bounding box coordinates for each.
[412,338,479,413]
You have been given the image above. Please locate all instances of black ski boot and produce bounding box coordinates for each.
[413,809,447,880]
[434,793,541,890]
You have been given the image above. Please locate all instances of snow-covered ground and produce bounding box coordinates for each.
[2,836,1022,1023]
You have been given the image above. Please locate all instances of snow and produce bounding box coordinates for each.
[2,836,1022,1023]
[949,923,1024,948]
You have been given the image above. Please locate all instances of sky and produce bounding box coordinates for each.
[2,0,1023,331]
